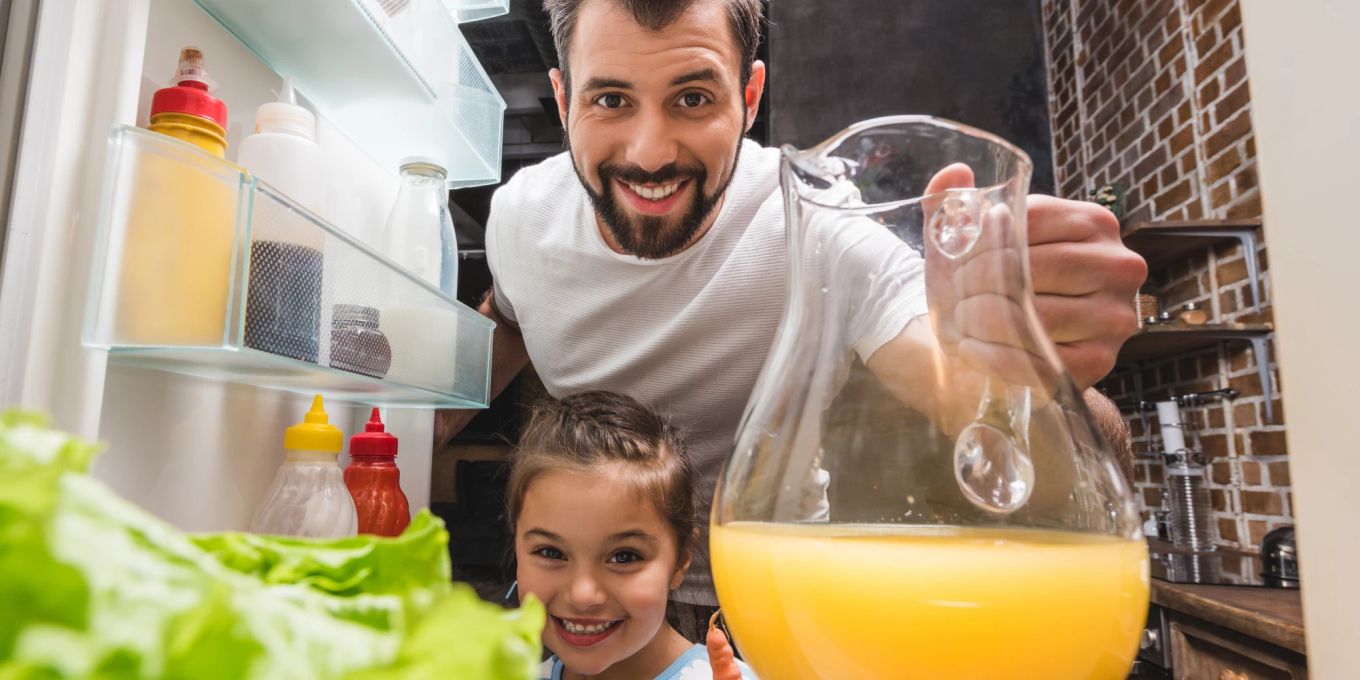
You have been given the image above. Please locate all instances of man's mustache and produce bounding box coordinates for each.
[598,162,704,186]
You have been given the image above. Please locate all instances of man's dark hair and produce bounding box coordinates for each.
[543,0,763,90]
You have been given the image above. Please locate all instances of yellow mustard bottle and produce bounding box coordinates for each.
[115,46,236,346]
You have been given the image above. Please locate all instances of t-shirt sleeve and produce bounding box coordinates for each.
[821,214,929,361]
[800,181,929,363]
[484,182,519,325]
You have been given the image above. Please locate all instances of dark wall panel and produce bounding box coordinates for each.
[769,0,1055,193]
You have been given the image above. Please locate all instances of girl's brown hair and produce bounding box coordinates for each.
[507,391,697,562]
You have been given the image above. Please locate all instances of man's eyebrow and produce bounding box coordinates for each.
[670,68,721,86]
[580,76,633,91]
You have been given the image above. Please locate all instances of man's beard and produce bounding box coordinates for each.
[567,137,744,260]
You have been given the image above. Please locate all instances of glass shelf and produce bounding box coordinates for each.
[193,0,505,188]
[106,346,480,409]
[85,125,494,409]
[441,0,510,23]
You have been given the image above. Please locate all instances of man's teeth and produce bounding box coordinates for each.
[560,618,618,635]
[627,181,680,200]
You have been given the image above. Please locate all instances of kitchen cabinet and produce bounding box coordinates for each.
[1151,581,1307,679]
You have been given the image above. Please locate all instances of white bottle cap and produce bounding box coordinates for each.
[255,75,316,140]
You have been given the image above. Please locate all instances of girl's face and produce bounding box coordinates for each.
[515,465,689,676]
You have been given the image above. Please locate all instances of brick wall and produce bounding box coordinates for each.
[1042,0,1288,553]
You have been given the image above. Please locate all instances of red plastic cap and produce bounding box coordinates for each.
[350,408,398,457]
[151,86,227,129]
[151,48,226,128]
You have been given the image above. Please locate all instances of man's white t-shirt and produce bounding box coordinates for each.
[486,140,926,605]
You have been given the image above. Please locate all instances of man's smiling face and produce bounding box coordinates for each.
[551,0,764,259]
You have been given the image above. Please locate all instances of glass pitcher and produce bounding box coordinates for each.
[710,117,1148,680]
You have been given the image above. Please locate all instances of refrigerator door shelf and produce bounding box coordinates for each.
[193,0,505,188]
[84,125,493,409]
[441,0,510,23]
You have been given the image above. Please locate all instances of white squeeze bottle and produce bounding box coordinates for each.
[250,395,357,538]
[236,75,326,218]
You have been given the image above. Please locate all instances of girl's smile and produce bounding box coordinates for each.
[551,616,625,647]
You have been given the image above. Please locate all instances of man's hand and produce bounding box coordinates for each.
[433,291,531,450]
[1027,195,1146,389]
[922,164,1146,391]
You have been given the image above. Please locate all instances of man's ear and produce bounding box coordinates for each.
[549,67,569,129]
[743,60,767,131]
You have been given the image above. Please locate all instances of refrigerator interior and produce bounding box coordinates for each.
[15,0,452,532]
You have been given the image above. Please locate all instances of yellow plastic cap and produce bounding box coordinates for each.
[284,395,343,452]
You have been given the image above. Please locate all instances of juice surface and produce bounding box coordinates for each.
[711,522,1149,680]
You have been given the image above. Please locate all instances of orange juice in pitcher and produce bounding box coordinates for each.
[712,522,1148,679]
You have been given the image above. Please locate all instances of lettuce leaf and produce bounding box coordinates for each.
[0,411,543,679]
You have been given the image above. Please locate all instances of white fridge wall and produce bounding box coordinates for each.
[0,0,147,433]
[96,369,317,532]
[88,0,433,531]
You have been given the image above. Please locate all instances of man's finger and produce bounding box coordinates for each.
[955,248,1026,298]
[1032,293,1139,346]
[923,163,977,349]
[954,293,1045,355]
[1026,194,1121,245]
[957,338,1060,395]
[1052,339,1123,392]
[1029,242,1113,296]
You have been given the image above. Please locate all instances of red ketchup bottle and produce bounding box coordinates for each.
[344,408,411,536]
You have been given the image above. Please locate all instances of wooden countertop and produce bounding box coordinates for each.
[1152,579,1306,654]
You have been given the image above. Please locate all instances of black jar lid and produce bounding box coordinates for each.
[333,304,379,328]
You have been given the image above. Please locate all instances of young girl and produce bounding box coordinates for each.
[508,391,756,680]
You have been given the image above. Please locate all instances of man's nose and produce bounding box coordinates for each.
[624,105,680,173]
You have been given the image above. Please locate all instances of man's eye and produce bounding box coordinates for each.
[595,93,625,109]
[679,92,709,108]
[608,550,643,564]
[534,547,565,560]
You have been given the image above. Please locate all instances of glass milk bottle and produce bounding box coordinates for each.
[381,158,458,297]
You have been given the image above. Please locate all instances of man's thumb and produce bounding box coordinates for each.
[924,162,975,196]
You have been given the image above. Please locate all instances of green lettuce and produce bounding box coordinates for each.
[0,411,543,679]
